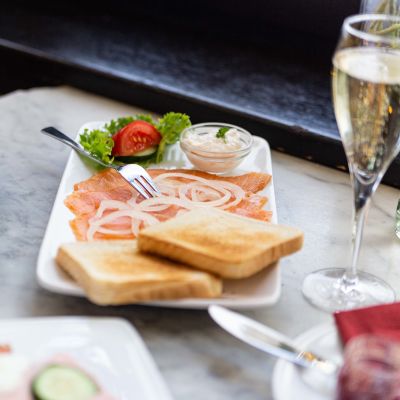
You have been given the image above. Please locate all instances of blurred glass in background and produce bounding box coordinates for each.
[361,0,400,14]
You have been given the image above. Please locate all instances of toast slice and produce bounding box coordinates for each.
[56,240,222,305]
[138,208,303,279]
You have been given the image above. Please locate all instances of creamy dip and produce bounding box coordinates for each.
[181,127,244,152]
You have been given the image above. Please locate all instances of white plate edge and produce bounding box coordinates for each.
[271,321,336,400]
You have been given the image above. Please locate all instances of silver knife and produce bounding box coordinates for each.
[208,305,338,375]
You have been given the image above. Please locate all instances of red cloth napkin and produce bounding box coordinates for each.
[334,302,400,345]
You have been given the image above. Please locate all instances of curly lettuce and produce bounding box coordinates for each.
[155,112,191,164]
[79,128,114,164]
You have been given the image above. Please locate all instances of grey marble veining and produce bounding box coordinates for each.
[1,86,400,400]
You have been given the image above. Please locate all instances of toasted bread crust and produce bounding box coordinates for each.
[138,234,303,279]
[138,209,303,279]
[56,241,222,305]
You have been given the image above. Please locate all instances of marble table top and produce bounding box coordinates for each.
[2,86,400,400]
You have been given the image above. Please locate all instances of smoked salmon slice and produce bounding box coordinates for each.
[65,168,272,241]
[148,169,271,194]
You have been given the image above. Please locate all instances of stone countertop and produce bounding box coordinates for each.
[1,86,400,400]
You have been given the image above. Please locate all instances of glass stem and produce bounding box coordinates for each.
[343,176,374,286]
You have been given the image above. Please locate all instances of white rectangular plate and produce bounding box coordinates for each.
[0,316,172,399]
[37,121,280,309]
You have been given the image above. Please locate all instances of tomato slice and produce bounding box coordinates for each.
[112,120,161,156]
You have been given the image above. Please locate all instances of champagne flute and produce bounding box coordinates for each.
[302,14,400,312]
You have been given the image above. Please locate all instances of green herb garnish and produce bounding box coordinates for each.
[79,112,191,167]
[216,127,230,140]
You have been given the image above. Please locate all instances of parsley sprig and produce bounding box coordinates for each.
[216,127,230,141]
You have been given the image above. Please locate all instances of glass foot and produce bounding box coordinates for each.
[302,268,396,313]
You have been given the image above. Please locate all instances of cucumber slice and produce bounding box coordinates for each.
[32,365,99,400]
[115,146,157,163]
[133,146,158,157]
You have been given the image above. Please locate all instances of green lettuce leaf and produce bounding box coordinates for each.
[79,128,114,164]
[155,112,191,163]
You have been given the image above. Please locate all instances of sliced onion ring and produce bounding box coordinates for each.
[87,209,159,241]
[88,172,247,240]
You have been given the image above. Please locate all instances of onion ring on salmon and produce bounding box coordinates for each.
[87,209,159,241]
[93,200,130,219]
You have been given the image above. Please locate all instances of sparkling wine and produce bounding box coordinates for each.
[333,48,400,181]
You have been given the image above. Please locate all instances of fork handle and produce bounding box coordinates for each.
[41,126,110,168]
[42,127,83,152]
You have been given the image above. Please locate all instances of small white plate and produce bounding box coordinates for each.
[0,317,172,400]
[37,121,280,309]
[272,322,343,400]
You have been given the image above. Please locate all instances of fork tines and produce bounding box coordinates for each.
[131,176,160,199]
[141,173,160,195]
[117,164,160,199]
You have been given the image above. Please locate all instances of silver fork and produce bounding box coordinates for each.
[41,126,160,199]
